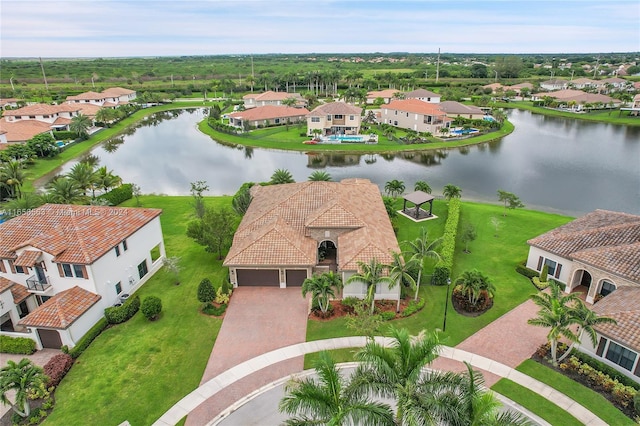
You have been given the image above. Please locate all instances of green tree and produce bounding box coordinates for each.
[131,183,142,206]
[186,206,237,259]
[573,302,617,351]
[163,256,181,285]
[281,96,298,108]
[93,166,122,196]
[279,351,395,426]
[346,258,393,314]
[197,278,216,305]
[141,296,162,320]
[45,177,84,204]
[413,180,432,194]
[386,251,417,311]
[302,271,343,315]
[26,133,58,158]
[190,180,209,219]
[69,113,92,138]
[460,222,477,253]
[403,228,442,300]
[308,170,332,181]
[232,182,254,216]
[384,179,405,198]
[269,168,295,185]
[0,359,48,419]
[442,183,462,201]
[67,162,97,196]
[497,189,525,216]
[454,269,495,307]
[1,193,44,217]
[381,196,398,220]
[0,160,26,198]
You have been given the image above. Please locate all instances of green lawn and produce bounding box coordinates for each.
[491,379,583,426]
[496,101,640,126]
[44,195,230,426]
[515,359,635,425]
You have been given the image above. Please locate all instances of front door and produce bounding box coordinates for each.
[35,265,46,283]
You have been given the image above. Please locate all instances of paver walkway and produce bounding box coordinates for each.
[185,287,309,426]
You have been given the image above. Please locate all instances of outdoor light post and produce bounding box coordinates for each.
[443,278,452,331]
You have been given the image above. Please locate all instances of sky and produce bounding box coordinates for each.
[1,0,639,58]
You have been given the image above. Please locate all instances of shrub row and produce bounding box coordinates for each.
[51,131,77,140]
[43,353,74,387]
[97,183,133,206]
[68,317,109,359]
[202,303,227,316]
[515,261,539,279]
[400,297,426,317]
[0,335,36,354]
[433,198,461,285]
[571,349,640,391]
[531,277,550,290]
[104,295,140,324]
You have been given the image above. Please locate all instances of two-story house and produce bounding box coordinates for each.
[306,102,362,136]
[242,91,305,110]
[0,204,165,349]
[380,99,449,134]
[66,87,137,107]
[404,89,441,104]
[0,104,84,144]
[223,179,401,303]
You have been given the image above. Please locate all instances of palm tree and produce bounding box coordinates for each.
[46,177,84,204]
[573,302,617,351]
[0,359,48,419]
[384,179,405,198]
[92,166,122,196]
[302,272,343,315]
[0,160,26,198]
[345,258,393,314]
[279,351,395,426]
[414,180,432,194]
[308,170,332,181]
[2,193,44,217]
[527,281,583,366]
[353,327,445,425]
[457,362,532,426]
[70,113,92,138]
[269,168,295,185]
[67,162,98,196]
[403,228,442,300]
[454,269,495,307]
[442,183,462,201]
[386,251,417,311]
[282,97,298,108]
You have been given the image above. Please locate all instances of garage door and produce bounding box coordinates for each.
[236,269,280,286]
[286,270,307,287]
[38,329,62,349]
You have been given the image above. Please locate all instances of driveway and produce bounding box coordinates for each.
[185,287,309,426]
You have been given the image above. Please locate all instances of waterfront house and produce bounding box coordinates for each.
[227,105,310,129]
[242,91,305,110]
[380,99,449,134]
[306,102,362,136]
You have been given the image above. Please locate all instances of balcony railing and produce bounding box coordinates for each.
[26,275,51,292]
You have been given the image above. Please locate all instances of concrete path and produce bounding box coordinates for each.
[153,336,607,426]
[185,287,309,425]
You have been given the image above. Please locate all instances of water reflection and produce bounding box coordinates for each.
[54,108,640,216]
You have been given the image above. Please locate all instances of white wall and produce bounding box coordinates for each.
[63,301,105,348]
[526,246,573,284]
[341,271,400,301]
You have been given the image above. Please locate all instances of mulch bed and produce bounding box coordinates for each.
[309,298,412,321]
[451,289,493,317]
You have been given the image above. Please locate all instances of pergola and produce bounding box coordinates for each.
[402,190,435,220]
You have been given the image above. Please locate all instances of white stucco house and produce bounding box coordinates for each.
[0,204,165,349]
[66,87,137,107]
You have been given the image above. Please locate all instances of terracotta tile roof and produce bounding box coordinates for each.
[308,102,362,116]
[224,179,399,271]
[382,99,447,116]
[437,101,485,115]
[66,91,104,101]
[101,87,135,96]
[528,210,640,282]
[77,103,102,117]
[405,89,439,98]
[591,287,640,352]
[0,204,162,265]
[532,89,615,104]
[0,277,15,294]
[228,105,310,121]
[14,250,43,267]
[11,284,30,304]
[0,118,54,143]
[3,103,81,116]
[243,91,303,102]
[367,89,399,99]
[18,286,101,329]
[511,83,533,89]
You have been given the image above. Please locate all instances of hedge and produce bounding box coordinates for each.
[104,294,140,324]
[97,183,133,206]
[0,335,37,354]
[433,198,461,285]
[515,261,539,279]
[43,353,74,387]
[68,317,108,359]
[52,131,77,140]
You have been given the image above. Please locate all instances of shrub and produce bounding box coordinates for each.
[198,278,216,304]
[97,183,133,206]
[141,296,162,320]
[202,303,227,316]
[43,353,74,387]
[221,278,233,295]
[515,262,539,279]
[0,335,36,354]
[380,311,396,321]
[214,287,230,305]
[540,264,549,282]
[571,349,640,391]
[634,391,640,415]
[532,277,549,290]
[433,198,460,285]
[69,317,108,359]
[401,298,426,317]
[52,130,76,140]
[104,294,140,324]
[341,297,360,314]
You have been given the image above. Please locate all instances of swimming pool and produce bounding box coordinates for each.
[323,135,367,143]
[450,128,479,135]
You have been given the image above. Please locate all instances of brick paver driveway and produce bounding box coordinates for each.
[186,287,309,426]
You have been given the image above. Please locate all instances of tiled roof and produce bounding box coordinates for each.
[18,286,101,329]
[382,99,446,116]
[405,89,439,98]
[308,102,362,116]
[11,284,30,304]
[228,105,310,121]
[437,101,485,115]
[366,89,399,98]
[3,103,81,116]
[101,87,135,96]
[528,210,640,282]
[591,287,640,352]
[0,277,15,294]
[224,179,399,271]
[14,250,43,267]
[243,91,303,101]
[0,118,54,143]
[532,89,615,104]
[0,204,162,264]
[66,91,104,101]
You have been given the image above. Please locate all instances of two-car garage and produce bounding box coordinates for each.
[234,268,308,287]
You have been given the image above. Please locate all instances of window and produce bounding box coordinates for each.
[73,264,86,278]
[544,258,557,277]
[122,240,128,251]
[327,115,332,121]
[334,114,343,120]
[349,115,354,120]
[605,342,637,371]
[138,260,148,279]
[600,281,616,296]
[275,118,280,124]
[15,265,25,274]
[62,264,73,277]
[115,246,121,257]
[311,117,320,123]
[150,244,162,263]
[115,282,122,295]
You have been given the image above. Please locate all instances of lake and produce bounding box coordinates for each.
[57,108,640,216]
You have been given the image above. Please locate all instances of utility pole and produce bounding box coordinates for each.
[91,76,95,89]
[39,57,49,91]
[9,77,15,92]
[435,48,441,83]
[494,70,498,83]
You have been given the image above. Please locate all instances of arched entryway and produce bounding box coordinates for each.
[317,240,337,271]
[571,269,592,297]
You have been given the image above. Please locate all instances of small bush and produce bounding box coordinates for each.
[340,297,360,314]
[380,311,396,321]
[401,298,426,317]
[532,277,549,290]
[634,391,640,415]
[515,262,539,279]
[221,279,232,295]
[104,295,140,324]
[540,264,549,282]
[202,303,227,316]
[141,296,162,320]
[97,183,133,206]
[43,353,74,387]
[0,335,36,354]
[198,278,216,304]
[214,287,230,305]
[69,317,108,359]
